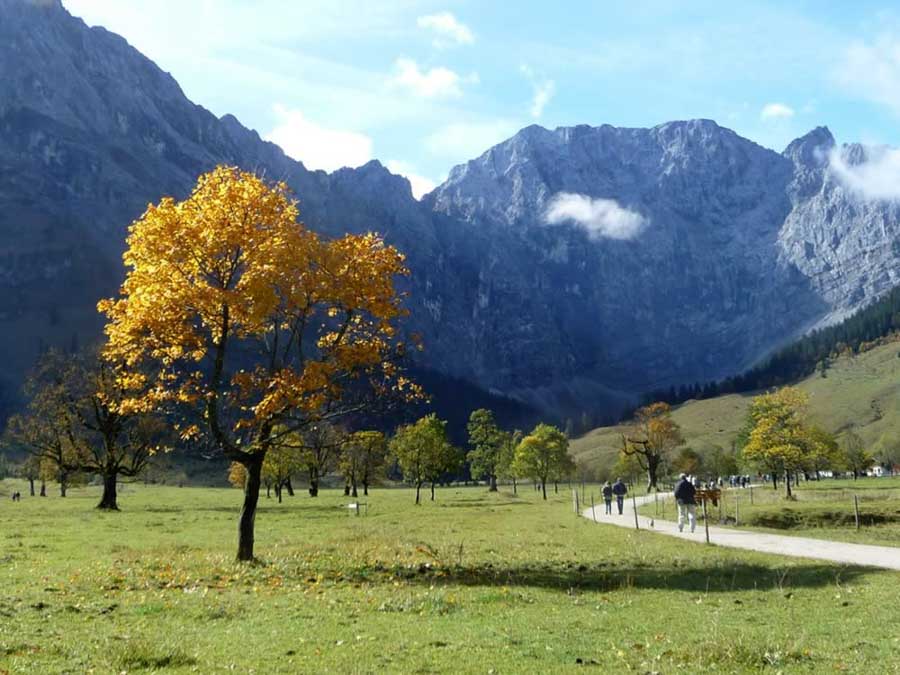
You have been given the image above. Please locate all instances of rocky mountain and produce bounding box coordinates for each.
[1,0,899,422]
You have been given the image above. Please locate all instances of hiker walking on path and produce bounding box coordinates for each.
[674,473,697,533]
[612,477,627,515]
[601,481,613,514]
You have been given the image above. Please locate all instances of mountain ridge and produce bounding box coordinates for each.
[1,0,899,423]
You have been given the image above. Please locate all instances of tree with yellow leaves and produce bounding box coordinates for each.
[99,166,418,560]
[742,386,826,498]
[621,402,684,492]
[512,423,571,500]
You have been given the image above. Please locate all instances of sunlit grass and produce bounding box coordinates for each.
[1,479,898,672]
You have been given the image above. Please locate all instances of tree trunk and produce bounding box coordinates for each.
[489,474,498,492]
[309,471,319,497]
[351,480,358,498]
[541,479,547,500]
[646,456,660,492]
[29,478,35,496]
[363,479,369,496]
[237,456,262,562]
[40,481,46,497]
[785,471,793,499]
[430,481,435,501]
[415,481,421,505]
[266,483,271,498]
[344,483,350,496]
[285,478,294,496]
[772,472,778,490]
[276,484,282,503]
[512,478,517,495]
[60,477,67,497]
[97,472,119,510]
[554,481,558,494]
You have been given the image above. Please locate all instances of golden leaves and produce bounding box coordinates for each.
[100,164,419,438]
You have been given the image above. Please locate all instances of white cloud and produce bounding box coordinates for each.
[264,104,372,172]
[417,12,474,47]
[520,65,555,119]
[530,80,556,118]
[828,145,900,201]
[544,193,647,240]
[385,160,439,200]
[425,120,518,161]
[835,34,900,116]
[389,58,477,98]
[760,102,795,120]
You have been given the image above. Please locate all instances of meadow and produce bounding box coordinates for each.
[2,479,900,673]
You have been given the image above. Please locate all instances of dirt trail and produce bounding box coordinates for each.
[583,491,900,571]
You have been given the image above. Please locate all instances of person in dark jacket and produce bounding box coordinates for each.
[601,481,613,514]
[673,473,697,533]
[611,477,627,515]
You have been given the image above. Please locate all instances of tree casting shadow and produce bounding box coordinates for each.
[348,560,874,593]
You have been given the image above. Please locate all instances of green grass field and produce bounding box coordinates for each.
[571,340,900,477]
[638,478,900,548]
[2,480,900,673]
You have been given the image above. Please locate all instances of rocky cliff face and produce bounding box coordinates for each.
[1,0,899,419]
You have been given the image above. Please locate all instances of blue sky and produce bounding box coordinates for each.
[63,0,900,198]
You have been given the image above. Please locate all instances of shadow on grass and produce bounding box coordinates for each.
[141,502,351,516]
[438,499,532,508]
[344,560,872,593]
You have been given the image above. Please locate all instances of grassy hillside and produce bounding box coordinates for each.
[571,339,900,477]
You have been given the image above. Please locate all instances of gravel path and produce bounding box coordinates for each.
[582,491,900,571]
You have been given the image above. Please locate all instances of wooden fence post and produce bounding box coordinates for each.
[591,495,597,523]
[854,495,860,530]
[735,494,740,526]
[702,498,710,544]
[632,494,639,530]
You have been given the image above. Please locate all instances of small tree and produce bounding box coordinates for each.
[841,430,873,480]
[877,433,900,476]
[264,441,304,502]
[4,349,164,509]
[390,414,454,504]
[742,387,825,498]
[497,429,522,493]
[293,423,343,497]
[339,430,387,497]
[20,455,40,496]
[703,444,739,480]
[805,426,840,479]
[612,450,643,486]
[466,408,507,491]
[99,166,418,560]
[512,423,570,500]
[228,462,247,489]
[622,402,684,491]
[672,447,703,476]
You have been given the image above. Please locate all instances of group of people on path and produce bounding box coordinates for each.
[10,491,22,501]
[597,473,700,534]
[600,478,628,515]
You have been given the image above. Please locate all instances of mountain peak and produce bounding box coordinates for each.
[784,126,835,167]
